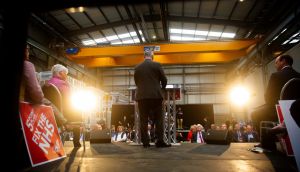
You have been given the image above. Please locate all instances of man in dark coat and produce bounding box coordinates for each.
[134,47,169,148]
[251,55,300,149]
[251,55,300,137]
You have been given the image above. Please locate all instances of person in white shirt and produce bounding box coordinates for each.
[112,125,127,142]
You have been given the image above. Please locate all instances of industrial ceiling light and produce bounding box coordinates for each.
[66,7,85,13]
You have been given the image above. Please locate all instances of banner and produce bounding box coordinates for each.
[19,102,66,167]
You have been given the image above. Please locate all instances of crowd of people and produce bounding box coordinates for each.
[19,43,299,172]
[176,120,259,144]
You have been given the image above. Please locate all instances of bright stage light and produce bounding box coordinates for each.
[71,89,97,111]
[229,85,250,106]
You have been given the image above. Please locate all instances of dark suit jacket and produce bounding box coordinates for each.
[232,130,244,142]
[134,59,167,100]
[265,67,300,105]
[191,131,206,143]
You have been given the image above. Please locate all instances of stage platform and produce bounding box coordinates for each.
[24,142,297,172]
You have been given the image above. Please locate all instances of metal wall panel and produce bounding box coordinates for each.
[213,104,230,114]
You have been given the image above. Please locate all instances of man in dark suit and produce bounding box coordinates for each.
[251,55,300,138]
[134,47,169,148]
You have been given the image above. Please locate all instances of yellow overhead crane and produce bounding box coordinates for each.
[66,39,258,67]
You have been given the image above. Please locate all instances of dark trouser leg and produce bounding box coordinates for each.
[261,128,277,151]
[138,100,150,145]
[73,127,81,146]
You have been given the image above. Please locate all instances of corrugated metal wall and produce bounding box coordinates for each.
[99,65,231,124]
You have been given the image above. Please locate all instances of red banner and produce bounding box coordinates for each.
[19,102,66,167]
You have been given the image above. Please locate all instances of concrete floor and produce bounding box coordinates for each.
[24,142,298,172]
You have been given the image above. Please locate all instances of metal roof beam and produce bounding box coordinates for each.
[160,0,169,41]
[65,14,252,37]
[66,18,138,36]
[72,50,247,67]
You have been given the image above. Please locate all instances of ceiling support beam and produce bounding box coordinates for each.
[124,4,143,43]
[67,40,257,58]
[65,14,253,37]
[160,0,169,41]
[72,50,247,67]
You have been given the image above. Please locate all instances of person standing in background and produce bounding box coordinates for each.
[176,107,184,129]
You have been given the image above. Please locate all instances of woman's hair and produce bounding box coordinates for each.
[51,64,68,76]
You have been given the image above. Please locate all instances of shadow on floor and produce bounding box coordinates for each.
[189,144,230,156]
[90,143,133,155]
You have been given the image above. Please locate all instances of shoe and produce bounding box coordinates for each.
[254,143,261,147]
[155,142,171,148]
[250,147,264,153]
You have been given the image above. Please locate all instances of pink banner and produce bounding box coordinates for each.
[19,102,66,167]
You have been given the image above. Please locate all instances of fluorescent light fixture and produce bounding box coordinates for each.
[142,37,145,42]
[291,32,300,38]
[170,28,182,34]
[111,41,122,45]
[152,35,156,39]
[271,35,279,41]
[181,36,194,41]
[194,37,206,40]
[106,35,119,41]
[280,28,287,34]
[170,35,182,40]
[282,40,289,45]
[221,32,236,38]
[170,35,206,41]
[208,32,222,37]
[122,40,134,44]
[130,31,137,36]
[290,39,300,44]
[182,29,195,35]
[82,40,96,45]
[94,38,107,43]
[139,30,143,35]
[118,33,131,38]
[195,30,208,36]
[133,38,140,43]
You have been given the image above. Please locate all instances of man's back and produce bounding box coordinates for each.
[265,67,300,105]
[134,59,167,100]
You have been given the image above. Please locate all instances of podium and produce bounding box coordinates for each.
[129,85,181,144]
[164,85,181,144]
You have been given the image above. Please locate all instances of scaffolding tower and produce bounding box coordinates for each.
[130,85,181,144]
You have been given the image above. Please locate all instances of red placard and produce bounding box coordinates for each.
[276,104,294,156]
[19,102,66,167]
[276,104,284,123]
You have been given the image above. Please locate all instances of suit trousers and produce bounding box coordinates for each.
[137,99,163,145]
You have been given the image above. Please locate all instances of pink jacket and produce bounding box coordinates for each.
[47,76,70,97]
[23,61,44,104]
